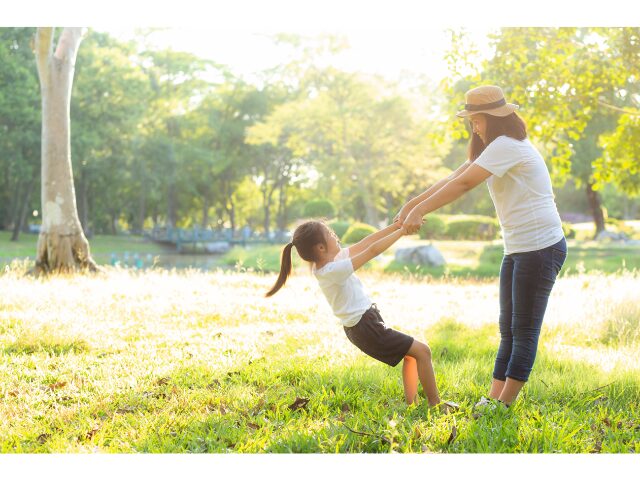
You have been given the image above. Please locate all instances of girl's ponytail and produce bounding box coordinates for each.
[265,243,294,297]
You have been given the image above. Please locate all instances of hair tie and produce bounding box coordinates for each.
[288,242,295,248]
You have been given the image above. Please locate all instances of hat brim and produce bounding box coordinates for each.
[456,103,519,118]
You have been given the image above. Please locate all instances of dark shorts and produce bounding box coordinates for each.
[343,305,414,367]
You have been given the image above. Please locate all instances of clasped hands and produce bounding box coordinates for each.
[393,204,425,235]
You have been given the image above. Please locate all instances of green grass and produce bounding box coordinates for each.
[221,238,640,279]
[0,230,169,259]
[4,226,639,278]
[0,268,638,453]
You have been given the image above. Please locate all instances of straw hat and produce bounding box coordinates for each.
[456,85,519,117]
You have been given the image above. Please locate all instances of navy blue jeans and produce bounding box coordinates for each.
[493,237,567,382]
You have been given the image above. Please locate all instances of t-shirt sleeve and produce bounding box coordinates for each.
[474,137,520,178]
[334,247,350,260]
[317,258,353,284]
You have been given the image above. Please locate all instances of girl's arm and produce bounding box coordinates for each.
[395,161,473,223]
[347,222,401,257]
[403,164,492,234]
[350,228,405,272]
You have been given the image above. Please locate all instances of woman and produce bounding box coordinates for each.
[397,85,567,408]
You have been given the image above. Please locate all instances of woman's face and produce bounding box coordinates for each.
[470,114,487,143]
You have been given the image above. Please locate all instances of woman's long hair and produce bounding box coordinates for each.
[468,112,528,161]
[265,221,328,297]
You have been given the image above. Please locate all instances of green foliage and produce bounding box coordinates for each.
[303,199,336,219]
[443,26,640,229]
[444,216,500,241]
[342,222,378,244]
[596,113,640,197]
[3,26,639,242]
[327,220,350,240]
[562,222,576,239]
[418,214,447,240]
[0,28,40,231]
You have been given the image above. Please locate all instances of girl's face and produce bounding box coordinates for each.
[323,226,341,255]
[470,114,487,143]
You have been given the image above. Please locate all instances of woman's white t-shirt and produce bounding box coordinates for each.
[474,135,564,255]
[312,248,372,327]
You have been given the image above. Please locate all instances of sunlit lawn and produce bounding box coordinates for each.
[223,236,640,278]
[1,266,638,453]
[0,231,168,261]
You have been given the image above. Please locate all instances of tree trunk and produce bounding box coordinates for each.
[77,166,90,237]
[276,183,287,231]
[8,178,23,231]
[262,187,275,236]
[136,190,146,233]
[167,145,177,228]
[110,211,118,236]
[586,182,606,238]
[227,198,236,235]
[201,196,210,228]
[11,177,35,242]
[34,27,98,274]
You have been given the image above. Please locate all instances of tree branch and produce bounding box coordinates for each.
[597,99,640,116]
[35,27,55,84]
[53,27,84,63]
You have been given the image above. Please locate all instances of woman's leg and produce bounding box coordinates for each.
[402,356,419,404]
[406,340,440,406]
[500,241,567,405]
[497,378,526,405]
[489,379,505,399]
[490,255,515,398]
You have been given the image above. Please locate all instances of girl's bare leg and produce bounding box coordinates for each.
[402,356,419,404]
[405,340,441,407]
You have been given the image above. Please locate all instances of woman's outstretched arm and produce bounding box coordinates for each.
[395,160,473,223]
[403,164,492,234]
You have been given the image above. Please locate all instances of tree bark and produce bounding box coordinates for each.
[34,27,98,274]
[586,182,606,238]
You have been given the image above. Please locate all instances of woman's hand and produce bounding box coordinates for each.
[402,209,424,235]
[394,203,413,224]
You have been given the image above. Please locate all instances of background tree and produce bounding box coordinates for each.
[71,30,151,236]
[442,27,640,236]
[34,27,97,272]
[0,27,40,241]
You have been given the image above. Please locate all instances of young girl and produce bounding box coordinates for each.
[266,219,456,410]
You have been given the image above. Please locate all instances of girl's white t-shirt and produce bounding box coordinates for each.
[474,135,564,255]
[312,248,372,327]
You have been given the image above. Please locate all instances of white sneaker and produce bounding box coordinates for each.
[473,396,507,418]
[474,396,493,409]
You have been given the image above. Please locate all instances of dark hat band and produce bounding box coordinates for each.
[464,98,506,111]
